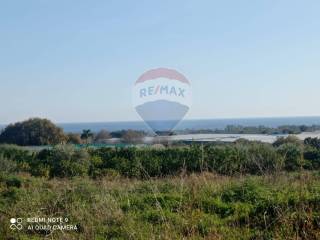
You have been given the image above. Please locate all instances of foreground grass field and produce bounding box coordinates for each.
[1,171,320,239]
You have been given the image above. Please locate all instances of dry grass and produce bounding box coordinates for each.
[0,171,320,239]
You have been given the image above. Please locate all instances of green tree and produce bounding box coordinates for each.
[66,133,82,144]
[277,143,303,171]
[122,130,144,143]
[0,118,66,146]
[36,145,90,178]
[81,129,93,144]
[93,129,111,143]
[304,137,320,149]
[273,135,301,148]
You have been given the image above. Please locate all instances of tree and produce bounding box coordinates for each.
[277,143,303,171]
[93,129,111,143]
[304,137,320,149]
[273,135,301,148]
[66,133,82,144]
[37,145,90,178]
[81,129,93,144]
[122,130,145,143]
[0,118,66,146]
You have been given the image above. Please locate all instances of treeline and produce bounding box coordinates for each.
[3,118,320,147]
[1,136,320,179]
[0,118,146,146]
[177,124,320,135]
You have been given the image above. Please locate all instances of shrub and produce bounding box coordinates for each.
[0,155,17,173]
[304,137,320,149]
[304,148,320,169]
[0,144,33,173]
[0,118,66,146]
[273,135,301,147]
[5,176,22,188]
[93,130,111,143]
[277,143,303,171]
[246,143,282,174]
[35,145,90,178]
[30,164,50,178]
[205,145,248,175]
[66,133,82,144]
[221,180,267,203]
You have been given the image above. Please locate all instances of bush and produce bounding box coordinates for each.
[277,143,303,171]
[303,147,320,170]
[5,176,22,188]
[205,145,248,175]
[93,130,111,143]
[66,133,83,144]
[0,144,33,173]
[221,179,267,203]
[35,145,91,178]
[304,137,320,149]
[246,143,282,174]
[0,118,66,146]
[30,164,50,178]
[273,135,301,147]
[0,155,17,173]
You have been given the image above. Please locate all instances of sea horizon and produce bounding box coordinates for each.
[2,116,320,133]
[58,116,320,133]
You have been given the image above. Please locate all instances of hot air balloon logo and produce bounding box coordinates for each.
[133,68,192,133]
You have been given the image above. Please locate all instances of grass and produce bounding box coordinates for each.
[0,171,320,239]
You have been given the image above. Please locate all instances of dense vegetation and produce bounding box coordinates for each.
[1,130,320,239]
[1,171,319,239]
[0,118,66,146]
[0,118,146,146]
[2,118,320,147]
[0,136,320,179]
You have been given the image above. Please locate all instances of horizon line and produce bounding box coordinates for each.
[2,115,320,126]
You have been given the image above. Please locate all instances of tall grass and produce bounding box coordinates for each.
[0,171,319,239]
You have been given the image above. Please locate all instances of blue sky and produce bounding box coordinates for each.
[1,0,320,124]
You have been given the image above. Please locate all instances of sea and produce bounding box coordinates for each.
[56,116,320,133]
